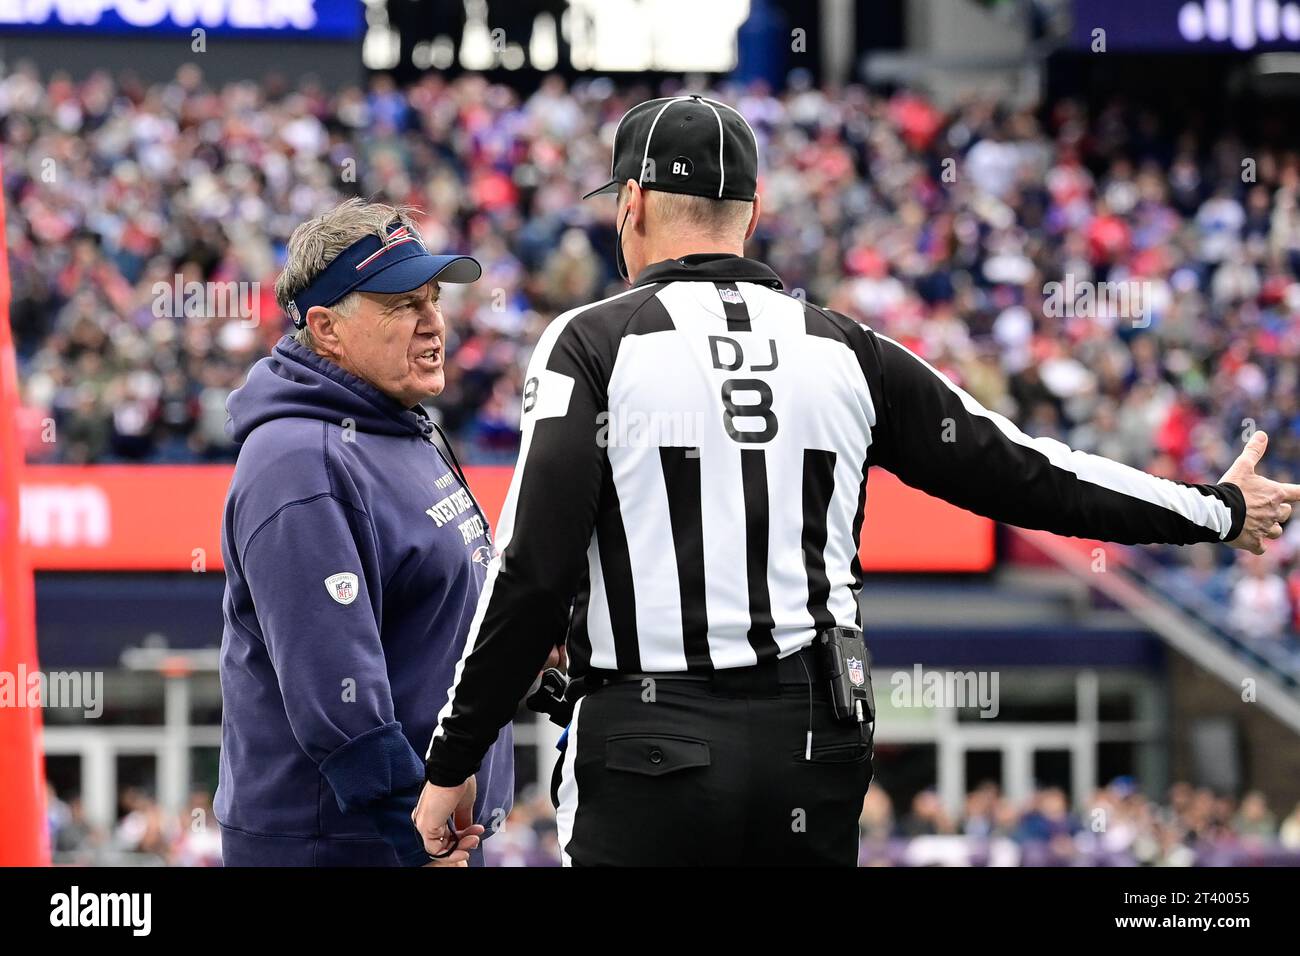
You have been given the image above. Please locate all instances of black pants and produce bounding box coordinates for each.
[550,655,874,866]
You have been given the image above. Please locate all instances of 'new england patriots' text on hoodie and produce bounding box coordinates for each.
[215,336,513,866]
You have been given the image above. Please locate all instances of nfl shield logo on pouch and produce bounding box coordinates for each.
[847,656,865,687]
[324,572,359,606]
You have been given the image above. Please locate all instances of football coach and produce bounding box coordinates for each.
[415,95,1298,866]
[216,199,512,866]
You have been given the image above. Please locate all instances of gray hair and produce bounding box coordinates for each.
[618,185,753,239]
[275,198,421,350]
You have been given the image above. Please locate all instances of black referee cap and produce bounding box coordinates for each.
[582,94,758,203]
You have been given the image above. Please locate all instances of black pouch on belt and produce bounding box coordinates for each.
[525,668,574,726]
[813,627,874,724]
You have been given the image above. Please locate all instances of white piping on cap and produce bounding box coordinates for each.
[639,95,694,187]
[702,96,759,195]
[699,99,726,198]
[608,96,668,179]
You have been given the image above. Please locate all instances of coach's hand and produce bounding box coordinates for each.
[413,776,483,864]
[1222,431,1300,555]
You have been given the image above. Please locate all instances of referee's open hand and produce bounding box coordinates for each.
[1222,431,1300,555]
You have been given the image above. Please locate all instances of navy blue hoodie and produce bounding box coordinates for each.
[215,336,513,866]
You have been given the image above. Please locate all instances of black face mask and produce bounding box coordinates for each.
[615,206,631,282]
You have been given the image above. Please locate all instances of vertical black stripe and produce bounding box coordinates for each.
[566,568,593,679]
[596,457,640,671]
[715,281,751,331]
[802,448,838,631]
[849,454,870,630]
[740,448,778,659]
[659,447,712,671]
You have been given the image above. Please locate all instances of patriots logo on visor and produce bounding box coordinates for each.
[287,220,478,330]
[354,225,427,271]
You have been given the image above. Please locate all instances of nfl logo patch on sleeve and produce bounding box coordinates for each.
[324,572,359,605]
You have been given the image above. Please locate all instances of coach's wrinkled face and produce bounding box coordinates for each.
[323,281,447,407]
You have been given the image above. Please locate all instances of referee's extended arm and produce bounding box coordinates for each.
[858,324,1295,552]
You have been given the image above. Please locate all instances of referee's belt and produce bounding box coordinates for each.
[576,644,819,699]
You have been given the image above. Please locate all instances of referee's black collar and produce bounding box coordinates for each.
[633,253,784,290]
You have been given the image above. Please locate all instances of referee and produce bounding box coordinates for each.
[415,94,1298,865]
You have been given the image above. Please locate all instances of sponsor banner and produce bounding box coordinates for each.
[0,0,363,39]
[19,465,995,572]
[1073,0,1300,51]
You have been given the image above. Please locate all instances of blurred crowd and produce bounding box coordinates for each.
[6,65,1300,643]
[47,779,1300,867]
[47,786,222,867]
[858,779,1300,866]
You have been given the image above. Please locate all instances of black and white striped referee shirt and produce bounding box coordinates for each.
[424,253,1246,784]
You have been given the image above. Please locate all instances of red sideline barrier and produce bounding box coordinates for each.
[19,464,994,573]
[0,153,50,866]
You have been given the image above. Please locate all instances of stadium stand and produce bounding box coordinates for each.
[8,63,1300,863]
